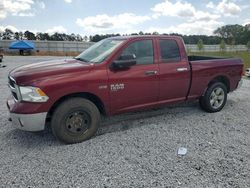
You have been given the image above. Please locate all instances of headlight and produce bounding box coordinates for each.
[19,86,49,102]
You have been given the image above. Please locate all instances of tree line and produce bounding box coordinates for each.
[0,24,250,45]
[0,30,88,42]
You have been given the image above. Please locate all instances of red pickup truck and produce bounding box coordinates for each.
[7,35,243,143]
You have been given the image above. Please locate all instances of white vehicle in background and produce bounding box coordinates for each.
[246,68,250,77]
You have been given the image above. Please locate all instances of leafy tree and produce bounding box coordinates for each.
[220,39,226,52]
[76,34,83,41]
[83,35,88,41]
[246,41,250,52]
[197,39,204,51]
[50,32,64,41]
[91,34,101,42]
[24,30,36,40]
[14,32,20,40]
[89,35,93,42]
[230,38,236,51]
[36,32,50,40]
[1,24,249,45]
[89,34,121,42]
[214,24,249,45]
[139,31,144,35]
[2,29,14,40]
[18,32,23,40]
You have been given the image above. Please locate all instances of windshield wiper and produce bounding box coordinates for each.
[74,57,89,62]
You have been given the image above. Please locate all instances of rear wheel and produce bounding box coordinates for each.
[199,82,227,113]
[51,98,100,144]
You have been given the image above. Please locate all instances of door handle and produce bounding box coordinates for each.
[145,70,158,76]
[176,67,188,72]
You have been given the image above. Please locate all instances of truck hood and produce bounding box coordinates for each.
[9,59,94,85]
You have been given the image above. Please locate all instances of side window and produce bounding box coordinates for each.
[121,40,154,65]
[159,39,181,62]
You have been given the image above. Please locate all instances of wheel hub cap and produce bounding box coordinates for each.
[65,111,91,134]
[210,87,225,109]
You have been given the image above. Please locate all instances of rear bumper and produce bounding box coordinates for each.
[9,112,47,132]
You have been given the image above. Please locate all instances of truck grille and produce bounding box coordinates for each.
[8,76,19,101]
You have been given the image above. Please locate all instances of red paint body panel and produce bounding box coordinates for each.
[108,63,159,114]
[7,35,243,116]
[106,37,159,114]
[156,37,191,103]
[189,58,243,99]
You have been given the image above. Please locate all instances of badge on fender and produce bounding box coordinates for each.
[110,83,124,91]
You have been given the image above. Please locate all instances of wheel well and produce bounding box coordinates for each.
[208,76,230,92]
[47,92,106,121]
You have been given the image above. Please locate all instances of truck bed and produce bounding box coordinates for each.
[188,55,227,61]
[188,56,243,99]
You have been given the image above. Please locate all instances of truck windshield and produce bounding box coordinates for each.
[75,39,125,64]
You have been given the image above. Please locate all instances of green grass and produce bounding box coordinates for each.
[189,51,250,69]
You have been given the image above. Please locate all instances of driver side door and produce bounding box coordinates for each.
[107,39,159,114]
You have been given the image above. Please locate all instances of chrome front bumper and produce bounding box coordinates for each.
[9,112,47,132]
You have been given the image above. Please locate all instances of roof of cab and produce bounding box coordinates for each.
[109,35,183,40]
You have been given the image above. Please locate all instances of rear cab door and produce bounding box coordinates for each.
[157,37,191,103]
[107,37,159,114]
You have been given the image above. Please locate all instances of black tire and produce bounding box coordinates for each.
[51,98,100,144]
[199,82,227,113]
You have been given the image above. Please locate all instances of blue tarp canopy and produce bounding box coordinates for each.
[9,40,35,50]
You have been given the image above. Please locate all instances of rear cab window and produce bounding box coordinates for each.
[159,39,181,63]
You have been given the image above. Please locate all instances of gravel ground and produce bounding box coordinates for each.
[0,56,249,188]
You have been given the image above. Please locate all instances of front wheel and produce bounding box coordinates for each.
[51,98,100,144]
[199,82,227,113]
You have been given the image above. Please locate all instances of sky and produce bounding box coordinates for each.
[0,0,250,36]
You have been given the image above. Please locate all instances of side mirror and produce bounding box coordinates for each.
[111,54,136,70]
